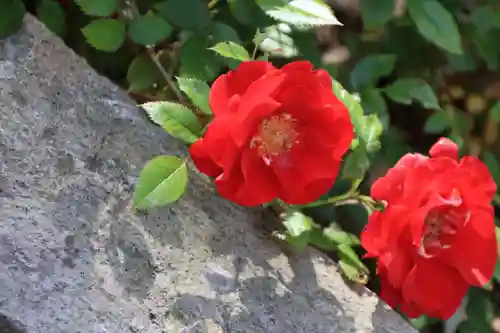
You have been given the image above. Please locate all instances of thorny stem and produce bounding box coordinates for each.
[298,179,378,210]
[126,0,185,103]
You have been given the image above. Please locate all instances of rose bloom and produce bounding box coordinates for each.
[361,138,497,319]
[190,61,353,206]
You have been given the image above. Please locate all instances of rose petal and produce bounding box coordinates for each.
[429,137,459,161]
[190,139,222,177]
[209,61,277,116]
[402,258,469,320]
[458,156,497,207]
[441,207,497,286]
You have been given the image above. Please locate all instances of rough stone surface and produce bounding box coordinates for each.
[0,16,417,333]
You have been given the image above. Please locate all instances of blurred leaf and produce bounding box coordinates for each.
[446,51,477,72]
[470,5,500,34]
[424,112,450,134]
[82,18,125,52]
[473,30,500,70]
[341,148,370,180]
[360,89,389,129]
[76,0,117,17]
[490,101,500,122]
[127,54,161,92]
[156,0,211,32]
[493,226,500,284]
[228,0,273,27]
[176,77,212,115]
[37,0,66,37]
[259,23,299,58]
[128,14,172,46]
[180,36,223,81]
[209,41,251,61]
[212,22,242,44]
[350,54,396,91]
[410,316,439,331]
[458,288,494,333]
[359,0,395,30]
[142,101,202,144]
[407,0,462,54]
[382,78,440,109]
[255,0,342,27]
[282,211,313,237]
[0,0,25,40]
[133,156,188,209]
[483,152,500,186]
[323,225,360,246]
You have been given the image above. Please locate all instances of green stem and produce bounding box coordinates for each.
[299,192,355,209]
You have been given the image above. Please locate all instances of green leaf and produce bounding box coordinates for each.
[76,0,117,17]
[350,54,396,91]
[127,54,162,92]
[255,0,342,27]
[323,225,360,246]
[37,0,66,37]
[483,152,500,186]
[133,156,188,209]
[209,42,251,62]
[308,228,337,251]
[338,244,369,283]
[128,15,172,46]
[156,0,211,32]
[0,0,25,40]
[282,211,313,237]
[211,22,243,69]
[338,244,368,272]
[424,112,450,134]
[383,78,440,109]
[141,101,202,144]
[359,0,395,30]
[177,77,212,115]
[81,18,125,52]
[407,0,462,54]
[180,36,223,82]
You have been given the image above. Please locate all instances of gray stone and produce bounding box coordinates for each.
[0,15,417,333]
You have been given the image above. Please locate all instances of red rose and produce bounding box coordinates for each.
[189,61,353,206]
[361,138,497,319]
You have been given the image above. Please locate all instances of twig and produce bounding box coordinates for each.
[146,46,185,103]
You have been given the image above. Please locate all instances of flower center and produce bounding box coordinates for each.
[418,190,469,258]
[250,113,299,162]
